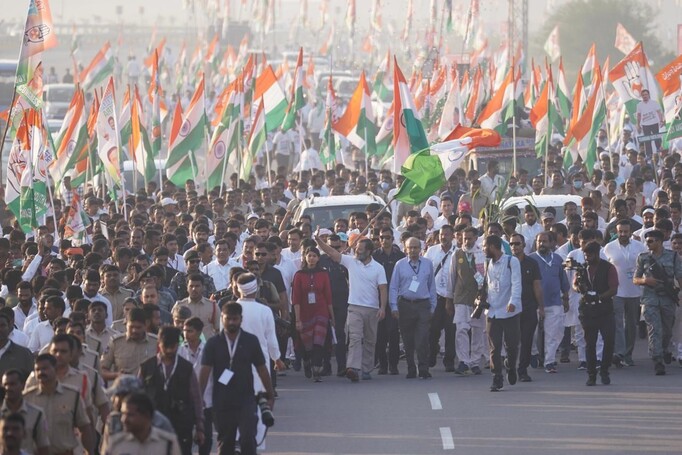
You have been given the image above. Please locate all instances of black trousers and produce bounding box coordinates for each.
[398,299,432,373]
[199,408,214,455]
[487,314,521,376]
[581,312,615,376]
[214,402,258,455]
[642,123,662,158]
[429,295,455,367]
[518,307,538,373]
[376,307,400,370]
[333,304,348,371]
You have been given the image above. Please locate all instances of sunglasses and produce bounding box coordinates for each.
[255,252,268,257]
[646,239,658,243]
[509,242,523,246]
[380,236,393,240]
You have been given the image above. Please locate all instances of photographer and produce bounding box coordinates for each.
[573,242,618,386]
[634,229,682,376]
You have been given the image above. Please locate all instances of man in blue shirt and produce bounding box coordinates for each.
[389,237,437,379]
[530,231,570,374]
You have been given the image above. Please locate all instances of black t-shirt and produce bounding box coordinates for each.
[520,255,541,311]
[261,265,286,293]
[202,329,265,409]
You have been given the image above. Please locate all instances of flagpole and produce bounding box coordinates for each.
[598,71,614,174]
[364,122,369,178]
[264,137,273,187]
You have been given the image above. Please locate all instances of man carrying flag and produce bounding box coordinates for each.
[636,89,664,158]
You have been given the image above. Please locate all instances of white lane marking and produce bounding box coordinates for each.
[440,427,455,450]
[428,392,442,410]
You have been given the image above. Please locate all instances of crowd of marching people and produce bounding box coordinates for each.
[0,121,680,453]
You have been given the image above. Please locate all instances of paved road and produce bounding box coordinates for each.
[264,344,682,455]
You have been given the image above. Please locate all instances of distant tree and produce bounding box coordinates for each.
[532,0,674,79]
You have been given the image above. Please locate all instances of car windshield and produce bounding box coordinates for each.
[47,87,73,102]
[300,204,373,230]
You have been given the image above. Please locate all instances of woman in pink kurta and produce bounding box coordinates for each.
[292,247,334,382]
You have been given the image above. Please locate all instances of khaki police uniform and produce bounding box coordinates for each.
[80,344,100,372]
[26,367,95,418]
[173,297,219,337]
[111,319,126,334]
[100,333,157,376]
[86,326,118,355]
[23,382,90,455]
[100,287,134,321]
[0,399,50,453]
[102,427,181,455]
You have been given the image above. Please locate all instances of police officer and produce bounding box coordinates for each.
[23,354,95,455]
[101,308,157,381]
[1,369,49,455]
[574,241,618,386]
[102,392,181,455]
[634,229,682,375]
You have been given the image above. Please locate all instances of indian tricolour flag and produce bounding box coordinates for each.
[392,58,429,175]
[206,82,242,190]
[81,42,114,91]
[372,51,393,102]
[477,67,515,135]
[581,43,597,90]
[281,48,305,131]
[610,42,661,120]
[530,70,552,158]
[50,89,87,187]
[320,76,340,166]
[96,77,122,187]
[131,87,155,184]
[254,65,288,132]
[243,98,267,180]
[334,71,377,155]
[656,54,682,141]
[119,86,131,147]
[6,114,31,220]
[564,69,606,173]
[556,57,571,119]
[167,75,206,186]
[438,68,464,139]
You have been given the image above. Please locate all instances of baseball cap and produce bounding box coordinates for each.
[541,211,555,220]
[161,197,177,207]
[183,250,200,261]
[318,228,333,236]
[106,374,143,396]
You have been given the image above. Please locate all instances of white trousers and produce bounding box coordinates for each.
[543,306,565,366]
[454,305,486,367]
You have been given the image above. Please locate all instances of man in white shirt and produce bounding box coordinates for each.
[28,295,65,353]
[603,220,647,367]
[479,160,506,200]
[0,308,29,348]
[433,197,455,231]
[636,89,664,157]
[520,205,544,254]
[12,281,37,330]
[273,129,294,174]
[281,229,303,269]
[424,225,456,371]
[316,235,388,382]
[201,239,234,292]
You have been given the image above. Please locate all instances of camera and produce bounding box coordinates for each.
[256,392,274,427]
[470,289,489,319]
[562,258,586,273]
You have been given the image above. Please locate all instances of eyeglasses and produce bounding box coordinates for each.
[509,242,523,246]
[255,252,268,257]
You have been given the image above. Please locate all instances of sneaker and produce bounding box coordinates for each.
[471,366,483,375]
[578,361,587,370]
[345,368,360,382]
[419,370,432,379]
[664,352,673,365]
[612,356,625,368]
[586,375,597,386]
[444,365,455,373]
[454,362,471,376]
[560,353,570,363]
[406,370,417,379]
[600,372,611,385]
[655,362,666,376]
[530,354,539,369]
[624,358,635,367]
[361,372,372,380]
[490,374,504,392]
[518,372,532,382]
[545,363,557,373]
[507,368,517,385]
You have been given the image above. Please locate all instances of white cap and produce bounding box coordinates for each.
[625,142,637,152]
[160,197,177,207]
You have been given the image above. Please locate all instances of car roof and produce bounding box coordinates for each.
[501,194,583,210]
[297,194,386,209]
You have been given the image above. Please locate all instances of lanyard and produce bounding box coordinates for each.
[226,330,241,370]
[409,259,421,276]
[160,355,179,391]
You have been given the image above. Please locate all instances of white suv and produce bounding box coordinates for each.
[292,194,387,229]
